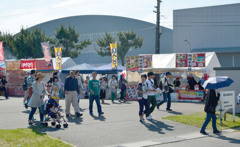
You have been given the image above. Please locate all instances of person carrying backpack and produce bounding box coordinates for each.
[157,72,172,111]
[23,71,30,105]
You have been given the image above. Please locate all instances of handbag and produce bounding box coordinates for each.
[28,86,33,98]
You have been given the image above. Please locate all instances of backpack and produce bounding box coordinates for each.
[159,78,168,90]
[22,77,28,91]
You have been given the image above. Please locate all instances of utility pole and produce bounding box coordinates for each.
[154,0,162,54]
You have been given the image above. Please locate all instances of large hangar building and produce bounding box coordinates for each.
[29,15,173,65]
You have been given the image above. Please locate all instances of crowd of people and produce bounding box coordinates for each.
[18,69,239,135]
[22,70,130,125]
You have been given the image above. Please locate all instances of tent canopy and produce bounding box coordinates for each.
[52,57,76,70]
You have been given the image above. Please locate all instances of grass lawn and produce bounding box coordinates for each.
[0,128,72,147]
[163,112,240,131]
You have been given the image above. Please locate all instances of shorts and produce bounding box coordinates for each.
[100,89,106,99]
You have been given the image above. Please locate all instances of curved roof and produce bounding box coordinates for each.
[30,15,173,64]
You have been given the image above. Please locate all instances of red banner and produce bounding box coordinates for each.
[176,54,188,67]
[20,60,36,69]
[0,42,4,64]
[176,53,205,68]
[126,56,139,71]
[126,85,138,100]
[41,42,52,66]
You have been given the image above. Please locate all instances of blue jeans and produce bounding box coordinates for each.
[1,87,8,99]
[200,113,218,132]
[29,107,43,121]
[138,98,149,116]
[157,92,171,109]
[89,95,102,114]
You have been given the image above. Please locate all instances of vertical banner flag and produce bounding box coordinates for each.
[0,42,5,69]
[0,42,4,63]
[54,47,62,70]
[41,42,52,66]
[110,42,118,70]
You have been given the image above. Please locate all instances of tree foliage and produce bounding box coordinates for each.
[0,28,55,59]
[55,25,92,58]
[96,30,143,65]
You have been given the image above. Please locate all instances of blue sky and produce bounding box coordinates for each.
[1,0,240,34]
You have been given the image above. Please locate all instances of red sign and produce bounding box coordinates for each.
[20,60,36,69]
[176,53,205,68]
[0,42,4,64]
[126,56,139,71]
[176,54,188,67]
[126,85,138,100]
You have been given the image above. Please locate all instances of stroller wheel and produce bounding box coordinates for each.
[56,124,61,129]
[63,123,68,128]
[51,122,56,126]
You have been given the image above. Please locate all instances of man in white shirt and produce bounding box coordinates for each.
[146,72,157,120]
[157,72,172,111]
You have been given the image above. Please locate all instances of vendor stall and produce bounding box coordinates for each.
[126,52,221,102]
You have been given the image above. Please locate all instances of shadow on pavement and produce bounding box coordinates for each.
[215,134,240,144]
[143,119,174,134]
[91,114,106,121]
[66,116,83,124]
[166,110,183,115]
[22,110,30,114]
[102,103,111,105]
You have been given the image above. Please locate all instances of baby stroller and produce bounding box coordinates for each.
[41,97,68,129]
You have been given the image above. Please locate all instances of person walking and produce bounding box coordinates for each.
[119,75,127,103]
[137,74,149,123]
[75,70,84,103]
[109,75,118,103]
[27,73,47,125]
[85,76,90,98]
[0,76,8,99]
[146,72,156,120]
[157,72,172,111]
[200,89,221,135]
[100,76,107,104]
[51,77,60,105]
[64,71,83,118]
[88,72,104,116]
[23,71,30,104]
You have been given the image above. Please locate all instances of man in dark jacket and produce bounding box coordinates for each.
[200,89,221,135]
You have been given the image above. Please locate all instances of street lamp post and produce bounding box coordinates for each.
[184,39,192,53]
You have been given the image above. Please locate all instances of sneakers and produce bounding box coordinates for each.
[28,120,33,125]
[75,112,83,117]
[200,131,208,135]
[157,105,160,110]
[166,108,172,111]
[66,114,70,117]
[213,130,222,134]
[99,112,104,117]
[146,115,152,120]
[140,118,145,123]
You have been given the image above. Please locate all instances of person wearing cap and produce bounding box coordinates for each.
[100,75,108,103]
[23,71,31,104]
[27,73,47,125]
[64,71,83,118]
[157,72,172,111]
[27,70,36,88]
[145,72,157,120]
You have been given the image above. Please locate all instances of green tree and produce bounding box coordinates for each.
[55,25,92,58]
[1,28,55,59]
[96,30,143,65]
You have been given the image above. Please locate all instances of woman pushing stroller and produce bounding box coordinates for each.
[27,73,47,125]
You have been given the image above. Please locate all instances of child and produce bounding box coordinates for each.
[100,76,107,104]
[137,74,149,123]
[109,75,118,103]
[48,103,61,122]
[51,77,60,105]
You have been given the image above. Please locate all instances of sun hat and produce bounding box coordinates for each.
[35,72,45,80]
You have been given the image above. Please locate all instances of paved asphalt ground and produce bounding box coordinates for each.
[0,96,239,147]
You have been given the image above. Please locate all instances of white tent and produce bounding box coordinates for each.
[52,57,76,70]
[151,52,220,77]
[64,63,96,71]
[127,52,221,84]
